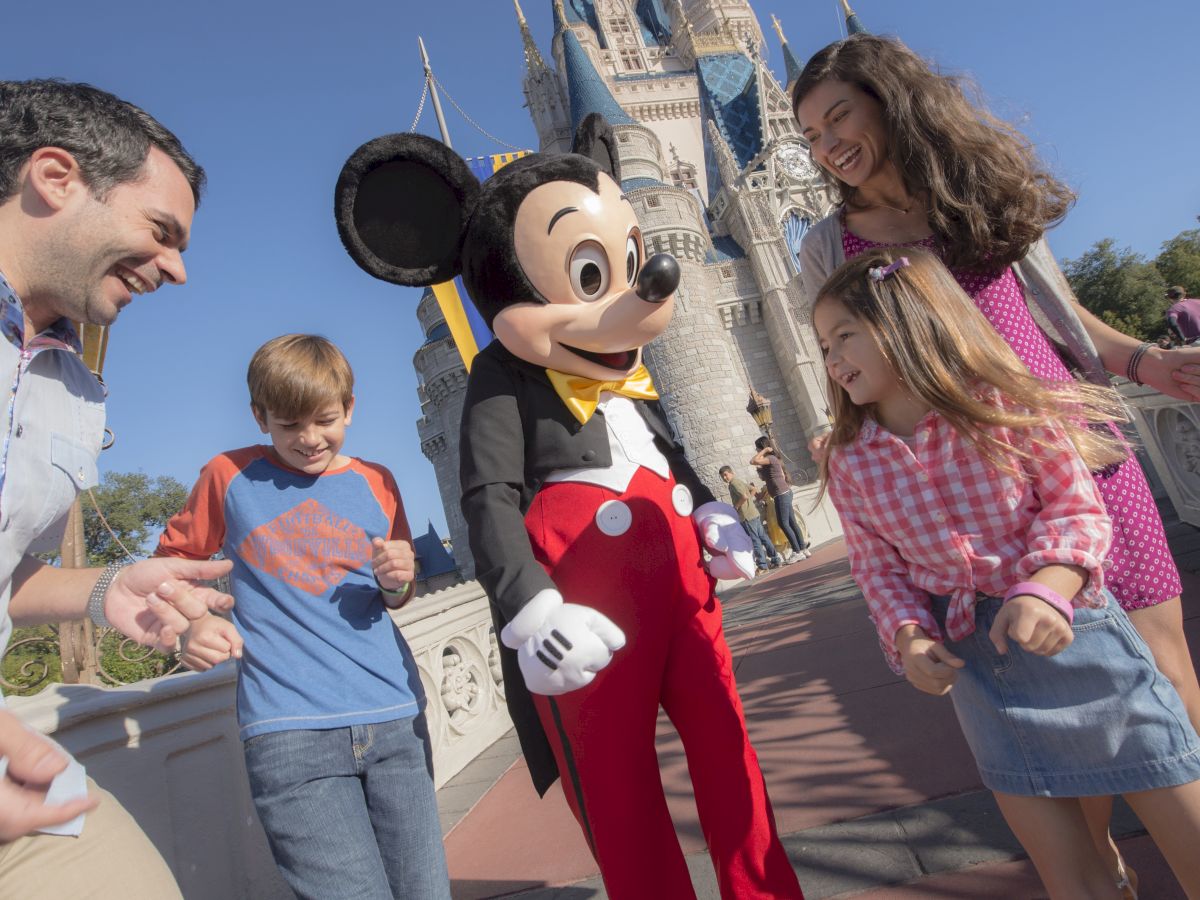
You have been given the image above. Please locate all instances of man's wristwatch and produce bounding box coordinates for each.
[87,561,129,629]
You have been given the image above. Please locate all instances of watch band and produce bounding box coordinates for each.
[87,561,129,629]
[1003,581,1074,624]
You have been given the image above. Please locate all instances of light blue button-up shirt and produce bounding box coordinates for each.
[0,271,105,694]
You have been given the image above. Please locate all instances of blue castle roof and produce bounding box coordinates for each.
[413,521,457,579]
[696,53,764,171]
[561,18,635,130]
[706,233,746,263]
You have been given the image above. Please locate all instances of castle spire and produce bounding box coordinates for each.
[771,14,802,88]
[559,15,634,130]
[514,0,550,76]
[839,0,869,35]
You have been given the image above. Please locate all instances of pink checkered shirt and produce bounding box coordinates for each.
[828,411,1112,674]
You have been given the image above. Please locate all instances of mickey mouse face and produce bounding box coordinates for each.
[494,171,672,379]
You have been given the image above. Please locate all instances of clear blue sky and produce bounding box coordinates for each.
[5,0,1197,540]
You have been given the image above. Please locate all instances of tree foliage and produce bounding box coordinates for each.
[1155,229,1200,296]
[83,471,188,565]
[1063,238,1168,341]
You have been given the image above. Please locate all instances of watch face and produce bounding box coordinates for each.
[775,144,815,180]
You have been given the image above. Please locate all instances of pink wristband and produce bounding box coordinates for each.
[1003,581,1074,624]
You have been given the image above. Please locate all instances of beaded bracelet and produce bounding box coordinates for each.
[1125,341,1152,386]
[1003,581,1074,624]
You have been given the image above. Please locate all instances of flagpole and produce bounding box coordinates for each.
[418,36,453,149]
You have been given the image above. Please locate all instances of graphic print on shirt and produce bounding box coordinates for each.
[237,496,371,595]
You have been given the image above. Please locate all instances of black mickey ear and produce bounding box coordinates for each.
[571,113,621,183]
[334,133,480,287]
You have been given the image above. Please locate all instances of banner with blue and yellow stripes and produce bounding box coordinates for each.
[433,149,531,372]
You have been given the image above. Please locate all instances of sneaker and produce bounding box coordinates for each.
[800,549,812,559]
[768,559,782,569]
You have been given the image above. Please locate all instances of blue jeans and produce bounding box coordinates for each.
[773,493,806,554]
[243,712,450,900]
[742,516,781,568]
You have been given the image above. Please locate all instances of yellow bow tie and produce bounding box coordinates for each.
[546,365,659,424]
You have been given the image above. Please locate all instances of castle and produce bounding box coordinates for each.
[414,0,856,579]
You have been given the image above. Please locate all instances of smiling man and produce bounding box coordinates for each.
[0,79,233,898]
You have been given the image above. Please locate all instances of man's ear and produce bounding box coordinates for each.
[571,113,620,183]
[24,147,85,211]
[334,133,480,287]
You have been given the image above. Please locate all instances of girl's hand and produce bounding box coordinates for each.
[1139,345,1200,402]
[989,595,1073,657]
[897,629,964,696]
[181,614,243,672]
[808,433,831,466]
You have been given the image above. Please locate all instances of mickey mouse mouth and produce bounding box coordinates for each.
[560,344,639,372]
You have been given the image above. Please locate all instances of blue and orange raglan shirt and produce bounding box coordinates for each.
[157,446,424,740]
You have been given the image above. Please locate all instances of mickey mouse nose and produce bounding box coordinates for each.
[635,253,680,304]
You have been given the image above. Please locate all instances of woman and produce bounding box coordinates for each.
[793,34,1200,898]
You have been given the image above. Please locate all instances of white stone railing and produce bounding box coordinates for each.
[1121,383,1200,527]
[6,580,511,899]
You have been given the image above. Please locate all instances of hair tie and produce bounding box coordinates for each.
[867,257,910,282]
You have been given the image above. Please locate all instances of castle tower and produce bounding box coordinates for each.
[412,289,473,579]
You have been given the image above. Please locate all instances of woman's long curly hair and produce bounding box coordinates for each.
[813,249,1128,499]
[792,35,1075,271]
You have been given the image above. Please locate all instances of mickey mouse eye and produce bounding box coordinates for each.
[625,232,641,287]
[569,242,610,302]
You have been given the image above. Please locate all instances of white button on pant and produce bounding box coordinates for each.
[671,484,693,517]
[595,500,633,537]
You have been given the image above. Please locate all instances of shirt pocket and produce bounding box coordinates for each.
[24,433,100,552]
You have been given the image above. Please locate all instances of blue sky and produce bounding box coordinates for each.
[5,0,1197,541]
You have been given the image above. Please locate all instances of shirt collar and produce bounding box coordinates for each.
[0,269,83,355]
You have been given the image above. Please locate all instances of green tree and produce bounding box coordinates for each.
[83,471,188,565]
[1156,228,1200,296]
[1062,238,1168,341]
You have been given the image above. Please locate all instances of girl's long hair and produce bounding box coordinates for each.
[792,34,1075,271]
[814,249,1127,495]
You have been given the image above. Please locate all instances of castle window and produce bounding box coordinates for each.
[619,49,644,71]
[669,160,697,191]
[647,196,661,208]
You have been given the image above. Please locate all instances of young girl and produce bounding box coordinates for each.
[815,248,1200,899]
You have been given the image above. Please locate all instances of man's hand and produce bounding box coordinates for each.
[0,710,97,842]
[693,501,755,580]
[809,432,831,466]
[501,590,625,696]
[181,614,244,672]
[989,594,1073,657]
[371,537,417,594]
[897,627,964,696]
[106,557,235,654]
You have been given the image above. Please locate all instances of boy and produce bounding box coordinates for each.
[156,334,449,900]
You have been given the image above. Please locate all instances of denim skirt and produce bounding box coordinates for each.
[933,591,1200,797]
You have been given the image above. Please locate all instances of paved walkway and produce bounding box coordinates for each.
[437,529,1200,898]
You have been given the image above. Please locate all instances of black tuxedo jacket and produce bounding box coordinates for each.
[459,340,714,795]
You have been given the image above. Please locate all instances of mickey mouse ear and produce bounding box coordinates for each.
[334,133,480,287]
[571,113,620,184]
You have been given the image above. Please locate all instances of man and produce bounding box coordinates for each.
[0,79,233,898]
[750,436,810,561]
[1165,285,1200,346]
[719,465,781,573]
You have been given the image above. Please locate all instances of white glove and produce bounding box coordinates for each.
[500,589,626,696]
[693,501,755,581]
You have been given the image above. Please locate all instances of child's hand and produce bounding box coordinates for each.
[897,628,964,696]
[181,614,243,672]
[371,537,416,594]
[989,594,1073,657]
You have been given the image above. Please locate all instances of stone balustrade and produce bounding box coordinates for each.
[1121,382,1200,526]
[7,580,510,899]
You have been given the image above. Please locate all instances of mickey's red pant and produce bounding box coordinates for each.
[525,467,803,899]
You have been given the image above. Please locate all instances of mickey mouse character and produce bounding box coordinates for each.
[334,115,803,899]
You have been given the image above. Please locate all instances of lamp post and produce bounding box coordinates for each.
[746,389,775,450]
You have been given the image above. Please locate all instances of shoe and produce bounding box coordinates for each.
[1115,854,1138,900]
[800,549,812,559]
[769,559,782,569]
[754,567,768,578]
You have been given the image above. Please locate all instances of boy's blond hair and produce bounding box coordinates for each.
[247,334,354,420]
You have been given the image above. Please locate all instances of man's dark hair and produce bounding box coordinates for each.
[754,436,771,451]
[718,465,733,476]
[0,80,205,207]
[1167,285,1188,301]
